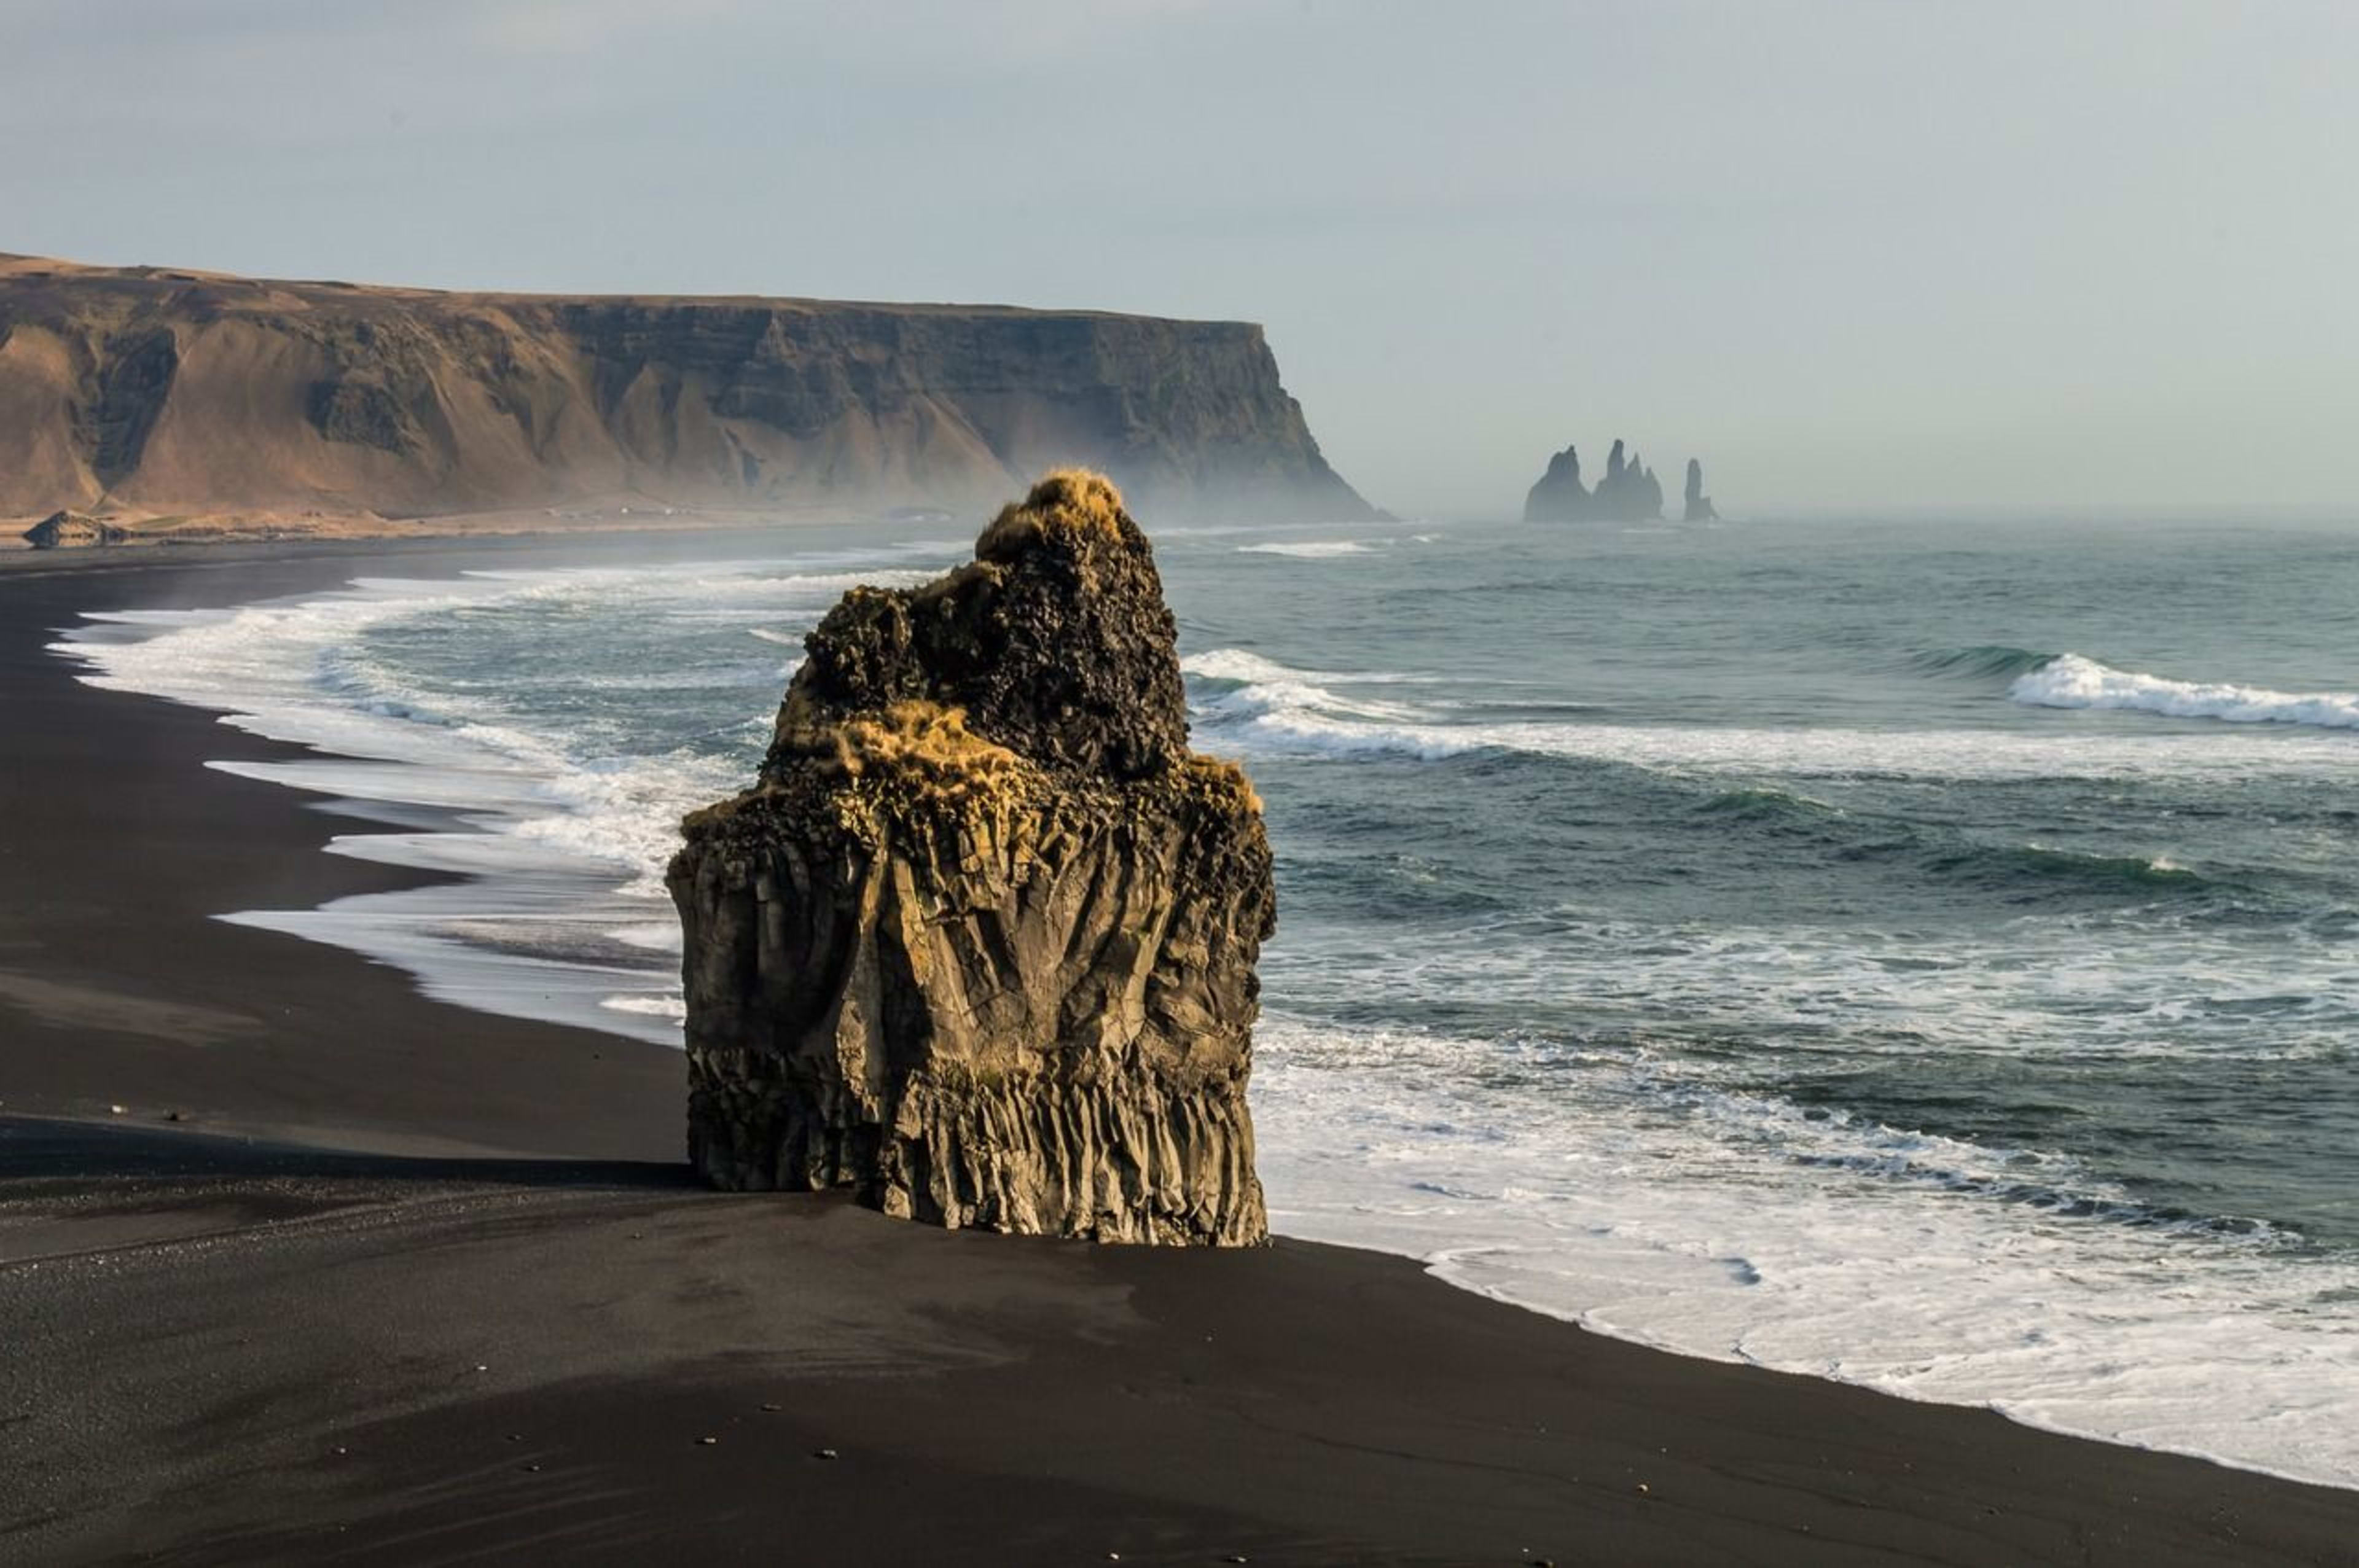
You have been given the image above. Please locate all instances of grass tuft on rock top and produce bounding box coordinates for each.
[976,467,1131,563]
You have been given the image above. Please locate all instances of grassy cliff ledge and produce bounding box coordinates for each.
[0,254,1372,537]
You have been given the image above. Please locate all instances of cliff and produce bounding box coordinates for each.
[0,253,1372,529]
[667,470,1273,1244]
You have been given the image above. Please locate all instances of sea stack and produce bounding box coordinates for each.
[1683,458,1718,522]
[667,470,1274,1245]
[1523,436,1665,522]
[1523,443,1589,521]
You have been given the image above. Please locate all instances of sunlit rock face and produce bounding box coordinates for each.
[0,255,1374,525]
[668,470,1273,1246]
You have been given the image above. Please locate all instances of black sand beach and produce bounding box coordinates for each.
[4,545,2357,1566]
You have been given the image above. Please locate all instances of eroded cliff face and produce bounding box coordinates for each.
[0,254,1371,526]
[667,471,1273,1245]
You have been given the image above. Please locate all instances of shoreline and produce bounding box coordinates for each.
[6,543,2359,1562]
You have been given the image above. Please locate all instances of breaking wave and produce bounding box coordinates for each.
[1183,649,2357,781]
[2012,653,2359,730]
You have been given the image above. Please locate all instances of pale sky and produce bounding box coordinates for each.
[5,1,2353,517]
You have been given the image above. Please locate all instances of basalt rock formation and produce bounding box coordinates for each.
[20,509,127,548]
[1522,436,1667,522]
[1683,457,1718,522]
[1523,444,1589,522]
[667,470,1273,1245]
[0,252,1372,529]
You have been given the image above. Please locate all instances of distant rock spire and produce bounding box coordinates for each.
[1525,435,1712,525]
[1522,443,1590,521]
[1683,458,1718,523]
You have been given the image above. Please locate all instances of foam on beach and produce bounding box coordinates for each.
[1251,1013,2359,1491]
[50,521,2359,1494]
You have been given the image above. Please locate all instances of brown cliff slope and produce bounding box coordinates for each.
[668,471,1273,1244]
[0,252,1372,526]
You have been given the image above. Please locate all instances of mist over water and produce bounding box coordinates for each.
[57,511,2359,1488]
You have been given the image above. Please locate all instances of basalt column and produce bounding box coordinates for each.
[668,470,1273,1244]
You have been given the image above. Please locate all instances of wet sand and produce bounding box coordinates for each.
[4,545,2355,1566]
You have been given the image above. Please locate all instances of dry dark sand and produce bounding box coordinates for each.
[4,547,2357,1566]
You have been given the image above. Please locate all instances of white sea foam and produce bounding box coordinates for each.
[1252,1015,2359,1491]
[57,554,2359,1493]
[1185,652,1426,727]
[1182,649,2358,779]
[601,993,688,1021]
[608,922,686,953]
[45,561,856,1047]
[2013,653,2359,730]
[1181,647,1423,687]
[1237,539,1375,558]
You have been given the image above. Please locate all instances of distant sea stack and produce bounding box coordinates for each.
[668,471,1273,1245]
[0,253,1372,529]
[1524,437,1721,523]
[1683,458,1718,522]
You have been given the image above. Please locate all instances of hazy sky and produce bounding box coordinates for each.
[5,1,2353,517]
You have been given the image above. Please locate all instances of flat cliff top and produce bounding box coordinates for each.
[1,251,1367,532]
[0,251,1267,330]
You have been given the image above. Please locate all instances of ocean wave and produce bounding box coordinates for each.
[1183,648,1428,725]
[1185,652,2355,781]
[1252,1015,2359,1488]
[1181,647,1426,686]
[2012,653,2359,730]
[1694,787,1847,825]
[1195,698,2355,781]
[1909,644,2059,681]
[1237,539,1376,558]
[1922,843,2210,896]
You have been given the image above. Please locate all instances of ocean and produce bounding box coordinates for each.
[56,511,2359,1489]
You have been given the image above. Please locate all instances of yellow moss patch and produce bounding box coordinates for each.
[826,700,1032,812]
[976,467,1130,562]
[1179,751,1264,815]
